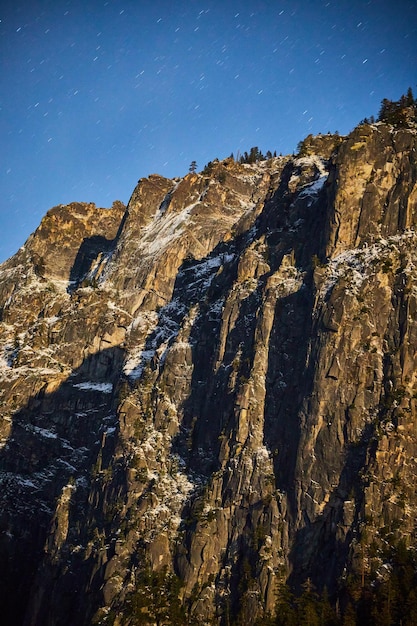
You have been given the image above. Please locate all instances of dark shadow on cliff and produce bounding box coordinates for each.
[0,344,126,626]
[287,422,378,596]
[67,207,128,292]
[261,162,331,500]
[68,235,114,290]
[263,286,316,496]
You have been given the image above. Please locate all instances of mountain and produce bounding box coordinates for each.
[0,118,417,626]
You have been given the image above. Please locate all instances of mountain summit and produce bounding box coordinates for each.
[1,116,417,625]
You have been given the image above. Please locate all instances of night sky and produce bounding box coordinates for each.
[1,1,416,263]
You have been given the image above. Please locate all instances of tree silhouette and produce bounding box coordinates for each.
[378,88,417,126]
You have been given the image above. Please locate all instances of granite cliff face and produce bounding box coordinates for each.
[0,121,417,625]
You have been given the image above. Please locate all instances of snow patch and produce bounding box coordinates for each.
[299,175,328,197]
[29,426,58,439]
[294,155,328,176]
[0,345,15,369]
[124,349,155,380]
[137,202,197,256]
[72,382,113,393]
[322,230,417,297]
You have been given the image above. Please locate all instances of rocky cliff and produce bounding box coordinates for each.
[0,120,417,625]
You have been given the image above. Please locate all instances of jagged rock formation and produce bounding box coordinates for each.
[0,121,417,625]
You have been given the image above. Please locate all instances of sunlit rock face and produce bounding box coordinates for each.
[0,124,417,625]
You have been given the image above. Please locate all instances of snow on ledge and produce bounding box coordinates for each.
[299,174,328,197]
[72,381,113,393]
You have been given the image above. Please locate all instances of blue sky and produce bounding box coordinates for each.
[1,0,416,263]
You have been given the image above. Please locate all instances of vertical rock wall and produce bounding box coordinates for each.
[0,125,416,624]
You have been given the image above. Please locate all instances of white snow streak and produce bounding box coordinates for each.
[72,381,113,393]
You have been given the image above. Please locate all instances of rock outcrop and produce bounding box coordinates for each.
[0,123,417,625]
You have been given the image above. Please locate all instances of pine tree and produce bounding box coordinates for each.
[296,579,320,626]
[318,587,339,626]
[129,566,186,625]
[189,160,197,173]
[378,98,392,122]
[378,89,417,126]
[405,86,415,106]
[275,581,298,626]
[342,601,357,626]
[404,588,417,626]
